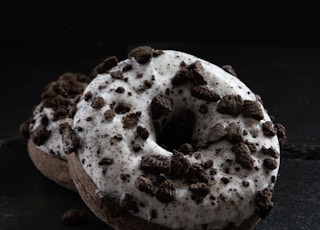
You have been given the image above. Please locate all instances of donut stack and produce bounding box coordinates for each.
[20,46,287,230]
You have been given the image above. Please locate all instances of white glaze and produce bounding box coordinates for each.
[29,73,89,159]
[73,49,280,229]
[29,105,72,159]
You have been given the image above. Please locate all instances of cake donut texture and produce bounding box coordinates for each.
[68,46,287,229]
[20,72,91,191]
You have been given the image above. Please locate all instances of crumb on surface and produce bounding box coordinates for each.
[60,209,88,225]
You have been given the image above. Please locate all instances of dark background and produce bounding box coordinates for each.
[2,1,320,56]
[1,1,320,230]
[1,0,320,143]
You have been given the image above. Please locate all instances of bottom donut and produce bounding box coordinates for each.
[67,152,261,230]
[27,139,77,192]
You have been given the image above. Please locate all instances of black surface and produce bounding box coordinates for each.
[0,138,319,230]
[0,138,109,230]
[1,41,320,230]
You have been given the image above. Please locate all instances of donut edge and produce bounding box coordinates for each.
[27,139,77,192]
[67,152,261,230]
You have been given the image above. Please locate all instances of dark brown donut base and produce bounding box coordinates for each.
[28,139,77,192]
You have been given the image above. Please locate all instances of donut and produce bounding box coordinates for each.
[67,46,287,229]
[19,72,91,191]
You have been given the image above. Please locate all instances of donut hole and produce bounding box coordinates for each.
[155,109,196,152]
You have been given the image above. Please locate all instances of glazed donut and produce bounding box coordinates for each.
[19,72,91,191]
[67,46,287,229]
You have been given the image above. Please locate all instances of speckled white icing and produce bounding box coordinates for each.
[29,104,72,159]
[73,49,281,229]
[28,72,89,160]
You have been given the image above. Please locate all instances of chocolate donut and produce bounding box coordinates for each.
[68,46,287,229]
[20,72,91,191]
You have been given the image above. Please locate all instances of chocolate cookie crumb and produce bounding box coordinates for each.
[115,86,125,93]
[201,160,213,169]
[274,123,287,146]
[84,91,92,101]
[120,173,131,182]
[231,142,254,170]
[144,80,153,89]
[123,64,133,72]
[242,180,250,187]
[245,141,257,153]
[242,100,264,120]
[262,121,277,136]
[260,146,279,159]
[221,177,230,184]
[42,95,68,108]
[91,96,106,109]
[114,134,123,141]
[98,84,107,90]
[122,111,142,128]
[178,143,194,155]
[68,104,77,118]
[171,60,208,86]
[62,125,81,154]
[151,94,172,119]
[255,187,273,218]
[222,65,237,77]
[227,122,243,143]
[152,49,164,57]
[191,85,220,102]
[155,180,176,203]
[19,117,31,138]
[61,209,88,226]
[188,61,207,85]
[110,71,124,80]
[171,67,190,85]
[40,115,49,126]
[128,46,154,64]
[207,123,228,143]
[135,175,154,195]
[217,95,243,116]
[136,73,143,79]
[263,158,278,170]
[189,182,210,197]
[132,142,142,152]
[92,56,118,75]
[136,125,149,140]
[32,124,51,146]
[98,157,114,165]
[171,150,190,178]
[52,107,68,121]
[41,72,88,100]
[58,122,69,134]
[115,103,131,114]
[140,154,171,175]
[104,109,116,121]
[188,164,209,183]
